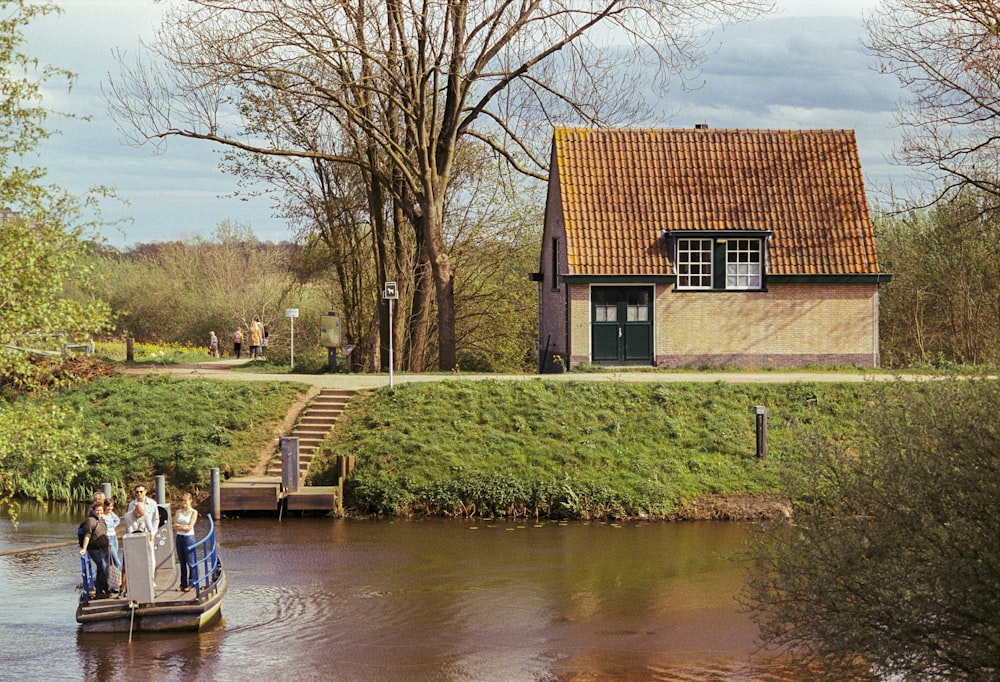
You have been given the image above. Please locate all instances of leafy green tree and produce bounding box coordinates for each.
[0,1,112,392]
[0,401,100,513]
[743,379,1000,680]
[94,223,324,356]
[450,158,543,372]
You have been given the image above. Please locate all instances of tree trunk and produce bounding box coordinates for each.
[405,241,433,372]
[423,206,457,371]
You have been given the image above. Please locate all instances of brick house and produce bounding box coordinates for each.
[534,127,890,371]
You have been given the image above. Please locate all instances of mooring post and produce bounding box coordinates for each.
[753,405,768,460]
[281,437,300,493]
[210,467,221,521]
[154,474,166,504]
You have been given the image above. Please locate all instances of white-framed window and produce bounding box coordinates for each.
[725,238,762,289]
[676,238,713,289]
[673,235,765,291]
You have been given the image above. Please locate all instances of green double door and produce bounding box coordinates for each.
[591,286,653,365]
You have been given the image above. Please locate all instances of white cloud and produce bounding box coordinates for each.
[20,0,913,247]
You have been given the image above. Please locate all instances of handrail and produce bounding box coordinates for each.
[188,514,221,596]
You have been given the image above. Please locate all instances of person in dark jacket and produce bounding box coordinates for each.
[79,501,111,598]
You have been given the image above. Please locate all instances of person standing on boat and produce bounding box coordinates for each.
[173,492,199,591]
[128,483,160,533]
[79,501,111,598]
[102,497,121,570]
[123,500,157,582]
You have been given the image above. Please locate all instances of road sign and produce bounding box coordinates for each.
[383,281,398,300]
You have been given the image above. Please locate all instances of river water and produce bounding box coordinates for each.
[1,503,794,681]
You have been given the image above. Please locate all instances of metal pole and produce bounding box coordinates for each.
[290,316,295,371]
[154,475,166,504]
[210,467,221,521]
[388,298,394,388]
[280,437,300,493]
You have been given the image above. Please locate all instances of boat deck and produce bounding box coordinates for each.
[77,512,226,633]
[77,560,227,633]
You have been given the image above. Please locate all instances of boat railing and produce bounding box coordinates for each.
[188,514,221,596]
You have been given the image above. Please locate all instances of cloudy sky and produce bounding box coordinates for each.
[25,0,905,248]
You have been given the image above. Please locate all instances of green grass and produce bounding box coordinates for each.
[308,379,897,519]
[3,374,307,501]
[6,370,991,520]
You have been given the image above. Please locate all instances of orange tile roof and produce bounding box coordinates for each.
[552,127,880,276]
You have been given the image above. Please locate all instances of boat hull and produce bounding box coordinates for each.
[76,569,227,633]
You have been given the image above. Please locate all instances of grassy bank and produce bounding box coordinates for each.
[1,374,307,503]
[309,379,902,519]
[4,372,979,520]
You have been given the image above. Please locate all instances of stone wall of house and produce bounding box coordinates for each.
[537,171,569,372]
[567,284,592,368]
[559,281,881,370]
[653,282,881,368]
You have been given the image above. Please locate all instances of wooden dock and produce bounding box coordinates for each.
[219,476,343,515]
[218,389,357,516]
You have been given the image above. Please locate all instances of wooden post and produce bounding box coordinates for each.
[126,336,134,362]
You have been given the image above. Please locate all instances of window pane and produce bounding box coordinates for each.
[677,238,713,289]
[725,238,762,289]
[596,305,616,322]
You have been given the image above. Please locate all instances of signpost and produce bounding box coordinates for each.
[285,308,299,370]
[383,282,398,387]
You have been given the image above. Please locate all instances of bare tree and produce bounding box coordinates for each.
[867,0,1000,203]
[107,0,771,370]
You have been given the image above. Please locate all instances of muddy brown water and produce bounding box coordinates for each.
[2,502,799,681]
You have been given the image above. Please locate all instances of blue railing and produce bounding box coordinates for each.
[186,514,221,596]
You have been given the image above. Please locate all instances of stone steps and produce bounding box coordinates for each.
[264,389,355,479]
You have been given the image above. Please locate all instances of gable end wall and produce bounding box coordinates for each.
[565,281,880,368]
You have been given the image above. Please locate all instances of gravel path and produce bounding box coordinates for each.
[124,359,935,389]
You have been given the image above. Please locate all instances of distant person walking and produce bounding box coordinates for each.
[248,317,264,360]
[209,331,219,358]
[232,328,244,359]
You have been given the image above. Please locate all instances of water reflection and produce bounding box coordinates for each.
[2,503,797,681]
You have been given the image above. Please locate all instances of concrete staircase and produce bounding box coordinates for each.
[265,389,355,480]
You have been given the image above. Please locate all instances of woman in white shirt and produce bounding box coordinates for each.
[172,492,199,591]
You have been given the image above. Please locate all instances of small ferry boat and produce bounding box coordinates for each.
[76,507,227,633]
